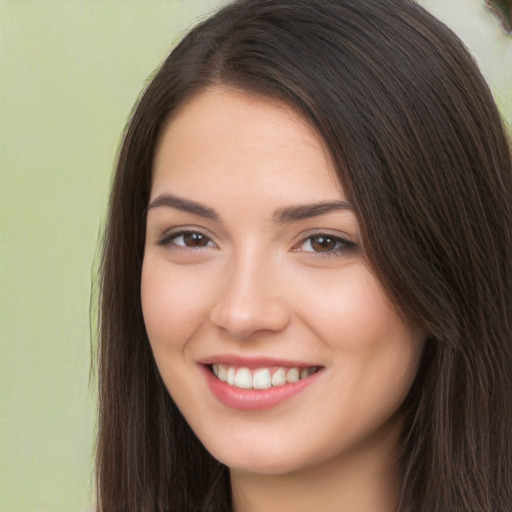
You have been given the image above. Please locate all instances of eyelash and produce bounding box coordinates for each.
[294,233,356,257]
[156,229,216,250]
[156,229,356,257]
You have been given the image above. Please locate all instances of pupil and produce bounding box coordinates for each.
[184,232,207,247]
[311,235,335,252]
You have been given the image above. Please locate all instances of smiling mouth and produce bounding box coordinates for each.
[209,364,322,390]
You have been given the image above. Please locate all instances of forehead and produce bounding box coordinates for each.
[152,87,342,202]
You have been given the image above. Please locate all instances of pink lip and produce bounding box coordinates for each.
[199,354,317,369]
[199,363,324,411]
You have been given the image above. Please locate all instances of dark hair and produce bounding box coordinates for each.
[95,0,512,510]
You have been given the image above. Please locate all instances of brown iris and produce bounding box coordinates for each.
[182,232,210,247]
[310,235,338,252]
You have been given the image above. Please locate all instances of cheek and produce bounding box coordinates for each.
[299,266,424,400]
[293,265,403,346]
[140,257,209,353]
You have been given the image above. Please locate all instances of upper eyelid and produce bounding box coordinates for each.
[293,228,355,245]
[295,234,354,248]
[156,226,217,246]
[160,225,215,238]
[154,225,357,249]
[151,217,229,243]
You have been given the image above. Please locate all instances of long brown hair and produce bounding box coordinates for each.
[95,0,512,510]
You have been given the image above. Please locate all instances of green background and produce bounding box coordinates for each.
[1,1,510,511]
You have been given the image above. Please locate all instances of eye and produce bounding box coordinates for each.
[157,230,215,249]
[296,233,356,256]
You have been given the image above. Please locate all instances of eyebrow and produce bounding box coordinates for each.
[147,194,219,220]
[272,200,353,224]
[147,193,352,224]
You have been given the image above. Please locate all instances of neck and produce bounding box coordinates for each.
[230,420,402,512]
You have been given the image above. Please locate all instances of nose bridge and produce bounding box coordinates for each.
[210,243,290,340]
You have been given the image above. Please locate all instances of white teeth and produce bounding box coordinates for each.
[235,367,253,389]
[212,364,318,390]
[271,368,286,387]
[227,366,236,385]
[217,365,227,382]
[253,369,272,389]
[286,367,299,383]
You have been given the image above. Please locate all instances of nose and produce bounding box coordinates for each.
[209,255,291,341]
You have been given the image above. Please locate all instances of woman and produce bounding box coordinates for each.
[95,0,512,510]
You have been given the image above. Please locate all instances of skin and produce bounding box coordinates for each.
[141,87,425,512]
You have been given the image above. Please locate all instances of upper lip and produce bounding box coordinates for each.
[198,354,322,369]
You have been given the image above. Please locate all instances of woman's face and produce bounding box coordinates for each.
[141,88,425,475]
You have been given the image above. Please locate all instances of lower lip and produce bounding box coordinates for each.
[201,365,323,411]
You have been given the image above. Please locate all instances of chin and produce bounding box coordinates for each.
[221,453,309,476]
[203,436,323,476]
